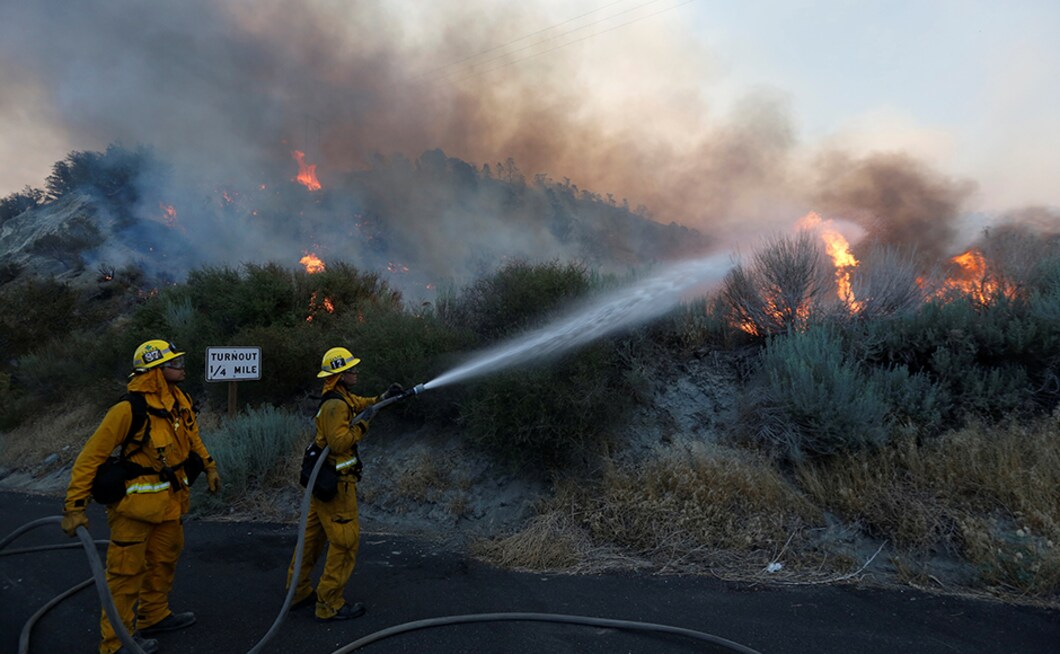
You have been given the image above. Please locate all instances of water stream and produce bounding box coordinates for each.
[422,253,732,390]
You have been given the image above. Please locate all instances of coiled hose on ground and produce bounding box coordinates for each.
[1,396,763,654]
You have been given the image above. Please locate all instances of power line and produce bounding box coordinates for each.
[422,0,634,76]
[414,0,682,83]
[441,0,697,85]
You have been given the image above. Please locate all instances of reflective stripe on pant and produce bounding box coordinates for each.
[99,512,183,654]
[314,478,360,619]
[285,499,328,605]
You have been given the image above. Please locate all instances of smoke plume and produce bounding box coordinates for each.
[810,151,976,264]
[0,2,793,225]
[3,0,1037,285]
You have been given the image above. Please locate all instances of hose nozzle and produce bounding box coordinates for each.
[400,383,426,400]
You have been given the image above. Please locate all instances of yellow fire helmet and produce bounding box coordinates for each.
[133,339,185,372]
[318,346,361,378]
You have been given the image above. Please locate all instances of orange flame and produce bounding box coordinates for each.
[797,211,862,313]
[737,320,760,336]
[940,248,1012,304]
[306,292,336,322]
[292,150,322,191]
[159,203,178,228]
[300,252,325,274]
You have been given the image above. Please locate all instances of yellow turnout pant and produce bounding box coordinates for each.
[285,478,360,619]
[99,512,184,654]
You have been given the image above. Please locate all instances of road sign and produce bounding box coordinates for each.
[205,346,261,382]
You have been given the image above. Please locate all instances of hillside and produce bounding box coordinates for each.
[0,146,709,296]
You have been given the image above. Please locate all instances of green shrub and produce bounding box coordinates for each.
[0,278,81,357]
[182,266,274,338]
[295,262,403,325]
[191,405,310,514]
[643,296,742,353]
[14,330,128,406]
[440,259,594,341]
[1028,254,1060,324]
[3,321,128,429]
[458,340,629,470]
[0,370,20,431]
[739,326,892,460]
[173,261,400,341]
[858,295,1060,421]
[0,270,162,428]
[868,365,948,435]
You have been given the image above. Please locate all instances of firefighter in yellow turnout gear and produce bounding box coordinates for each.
[61,340,221,654]
[286,347,402,622]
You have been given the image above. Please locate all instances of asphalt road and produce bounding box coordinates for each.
[2,491,1057,654]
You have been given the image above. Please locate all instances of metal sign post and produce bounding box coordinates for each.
[205,346,262,417]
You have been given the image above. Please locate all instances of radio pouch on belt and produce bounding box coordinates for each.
[300,442,338,501]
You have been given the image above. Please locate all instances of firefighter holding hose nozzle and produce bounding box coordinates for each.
[285,346,404,622]
[61,339,221,654]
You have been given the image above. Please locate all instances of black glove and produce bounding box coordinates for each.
[383,382,404,400]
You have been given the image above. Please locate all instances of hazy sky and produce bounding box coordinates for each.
[1,0,1057,231]
[686,0,1060,212]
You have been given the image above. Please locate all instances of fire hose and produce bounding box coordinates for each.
[2,383,762,654]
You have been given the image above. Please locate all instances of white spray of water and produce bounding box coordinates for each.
[423,254,732,390]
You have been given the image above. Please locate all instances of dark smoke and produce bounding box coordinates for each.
[811,151,976,265]
[0,1,795,233]
[8,0,1047,286]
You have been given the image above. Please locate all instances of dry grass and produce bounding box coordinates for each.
[797,419,1060,597]
[395,450,471,501]
[0,402,104,469]
[478,422,1058,602]
[381,448,475,520]
[395,450,451,502]
[472,509,654,574]
[473,511,592,570]
[575,445,821,555]
[477,444,823,575]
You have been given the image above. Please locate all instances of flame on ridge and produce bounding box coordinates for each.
[300,252,325,274]
[292,150,322,191]
[159,203,178,228]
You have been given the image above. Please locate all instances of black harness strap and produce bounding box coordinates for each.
[117,393,176,478]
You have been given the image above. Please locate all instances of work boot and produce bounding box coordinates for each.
[139,611,196,636]
[115,634,160,654]
[314,602,366,623]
